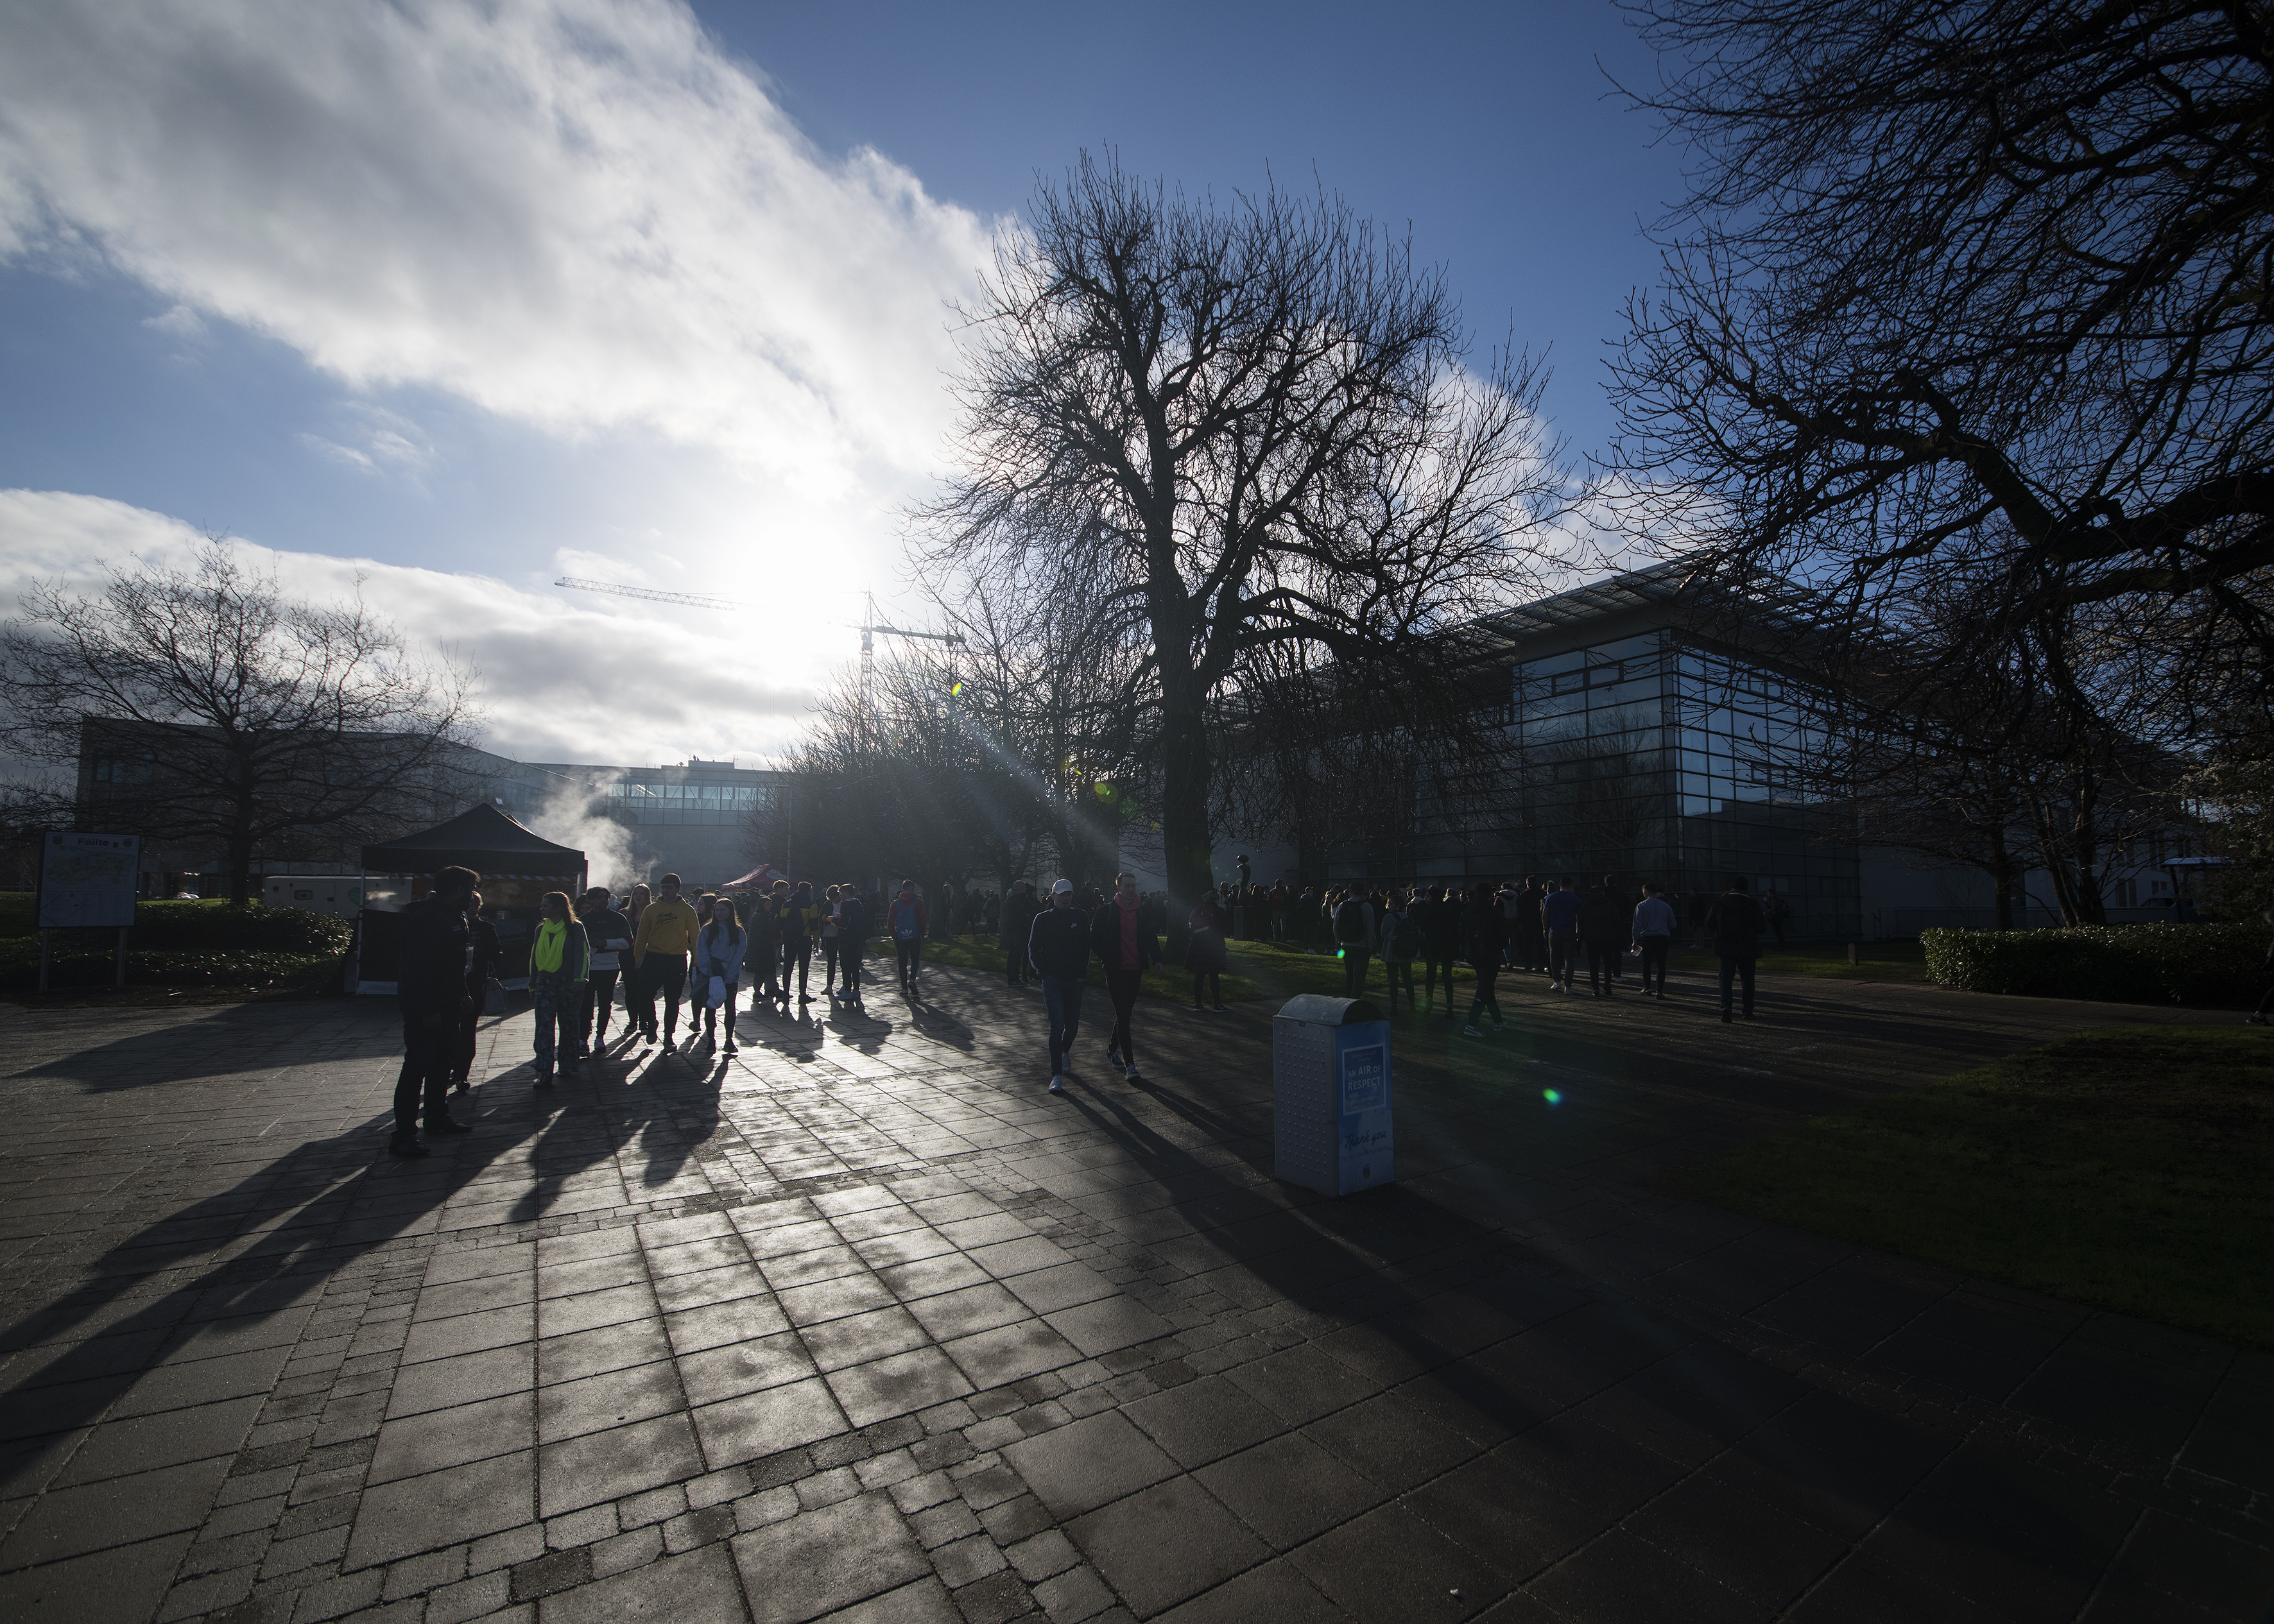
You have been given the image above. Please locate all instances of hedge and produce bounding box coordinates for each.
[0,896,350,955]
[1920,922,2269,1007]
[0,946,337,991]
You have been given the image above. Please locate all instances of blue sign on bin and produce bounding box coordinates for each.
[1334,1022,1393,1193]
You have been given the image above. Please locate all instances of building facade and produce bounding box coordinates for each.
[1316,565,2188,937]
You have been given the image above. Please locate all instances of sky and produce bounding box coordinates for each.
[0,0,1691,771]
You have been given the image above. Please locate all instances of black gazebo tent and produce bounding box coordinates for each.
[350,806,585,994]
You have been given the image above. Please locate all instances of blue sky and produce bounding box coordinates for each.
[0,0,1687,769]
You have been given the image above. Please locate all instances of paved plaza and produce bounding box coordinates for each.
[0,957,2269,1623]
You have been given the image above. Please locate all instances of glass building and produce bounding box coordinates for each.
[1328,564,1865,937]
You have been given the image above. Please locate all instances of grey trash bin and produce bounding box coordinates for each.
[1273,993,1394,1197]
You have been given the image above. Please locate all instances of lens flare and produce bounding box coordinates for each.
[1542,1088,1562,1106]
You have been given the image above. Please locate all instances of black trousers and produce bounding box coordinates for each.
[635,955,687,1034]
[1005,941,1029,984]
[1104,964,1142,1063]
[1466,965,1501,1023]
[1422,956,1458,1002]
[1637,938,1669,993]
[782,940,812,997]
[821,940,843,988]
[580,969,619,1043]
[396,1009,452,1138]
[896,938,922,984]
[839,943,863,996]
[1586,942,1621,995]
[1719,955,1758,1014]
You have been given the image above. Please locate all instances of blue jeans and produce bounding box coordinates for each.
[1042,976,1085,1076]
[1718,955,1757,1014]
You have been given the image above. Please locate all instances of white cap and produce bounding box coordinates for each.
[1052,878,1074,894]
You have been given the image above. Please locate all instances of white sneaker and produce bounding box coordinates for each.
[1047,1075,1064,1093]
[1463,1024,1484,1036]
[1124,1064,1141,1081]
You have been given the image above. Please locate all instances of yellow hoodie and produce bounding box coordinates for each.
[633,896,700,963]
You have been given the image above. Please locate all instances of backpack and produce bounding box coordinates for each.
[1386,910,1420,959]
[892,899,920,941]
[1334,898,1370,944]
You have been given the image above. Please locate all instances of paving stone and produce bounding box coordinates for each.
[730,1491,929,1623]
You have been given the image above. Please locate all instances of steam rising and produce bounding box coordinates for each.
[525,784,643,894]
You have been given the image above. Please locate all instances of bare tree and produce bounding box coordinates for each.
[918,155,1572,909]
[0,543,478,903]
[1608,0,2274,654]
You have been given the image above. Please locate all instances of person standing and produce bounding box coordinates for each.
[1632,882,1676,997]
[1091,872,1160,1081]
[576,887,630,1052]
[747,891,782,1005]
[447,892,503,1091]
[1460,884,1506,1036]
[1542,878,1582,995]
[1332,887,1375,998]
[1703,877,1766,1022]
[631,872,700,1049]
[2246,905,2273,1025]
[887,880,928,993]
[1512,875,1547,975]
[818,885,844,998]
[1379,891,1420,1015]
[780,881,820,1004]
[1418,884,1461,1013]
[1001,880,1039,986]
[1578,878,1628,998]
[530,891,589,1086]
[392,866,478,1155]
[1187,887,1230,1011]
[1029,879,1090,1094]
[695,899,748,1052]
[834,885,867,1005]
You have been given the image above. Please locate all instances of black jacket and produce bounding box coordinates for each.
[1089,897,1163,971]
[1461,901,1504,970]
[1703,892,1766,958]
[999,888,1039,948]
[399,894,471,1014]
[836,896,866,944]
[1028,905,1092,979]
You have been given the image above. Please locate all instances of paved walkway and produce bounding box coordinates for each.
[0,957,2268,1623]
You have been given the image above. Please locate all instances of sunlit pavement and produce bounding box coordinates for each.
[0,958,2267,1623]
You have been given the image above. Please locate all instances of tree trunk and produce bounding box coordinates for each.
[227,828,255,907]
[1159,703,1214,917]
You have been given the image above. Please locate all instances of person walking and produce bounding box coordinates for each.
[631,872,700,1049]
[818,885,846,996]
[1029,879,1090,1094]
[1761,887,1790,949]
[1703,876,1766,1022]
[1460,884,1506,1036]
[1332,887,1375,998]
[887,880,928,993]
[530,890,589,1086]
[1632,882,1676,997]
[1578,878,1627,998]
[834,884,867,1006]
[695,899,748,1052]
[2247,905,2273,1025]
[1542,878,1582,994]
[1379,891,1420,1015]
[1001,880,1040,986]
[1091,872,1160,1080]
[576,887,630,1053]
[392,865,477,1156]
[1186,887,1230,1011]
[746,891,782,1005]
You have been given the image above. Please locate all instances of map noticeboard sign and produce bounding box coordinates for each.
[1333,1024,1395,1193]
[37,832,141,929]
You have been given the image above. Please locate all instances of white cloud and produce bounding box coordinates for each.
[0,488,822,766]
[0,0,995,499]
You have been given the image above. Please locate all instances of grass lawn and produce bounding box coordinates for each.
[1689,939,1932,983]
[1666,1025,2274,1350]
[909,932,1455,1007]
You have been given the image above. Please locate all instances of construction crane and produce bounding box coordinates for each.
[555,577,743,612]
[859,591,963,746]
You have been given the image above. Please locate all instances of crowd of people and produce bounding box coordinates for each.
[386,859,1786,1153]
